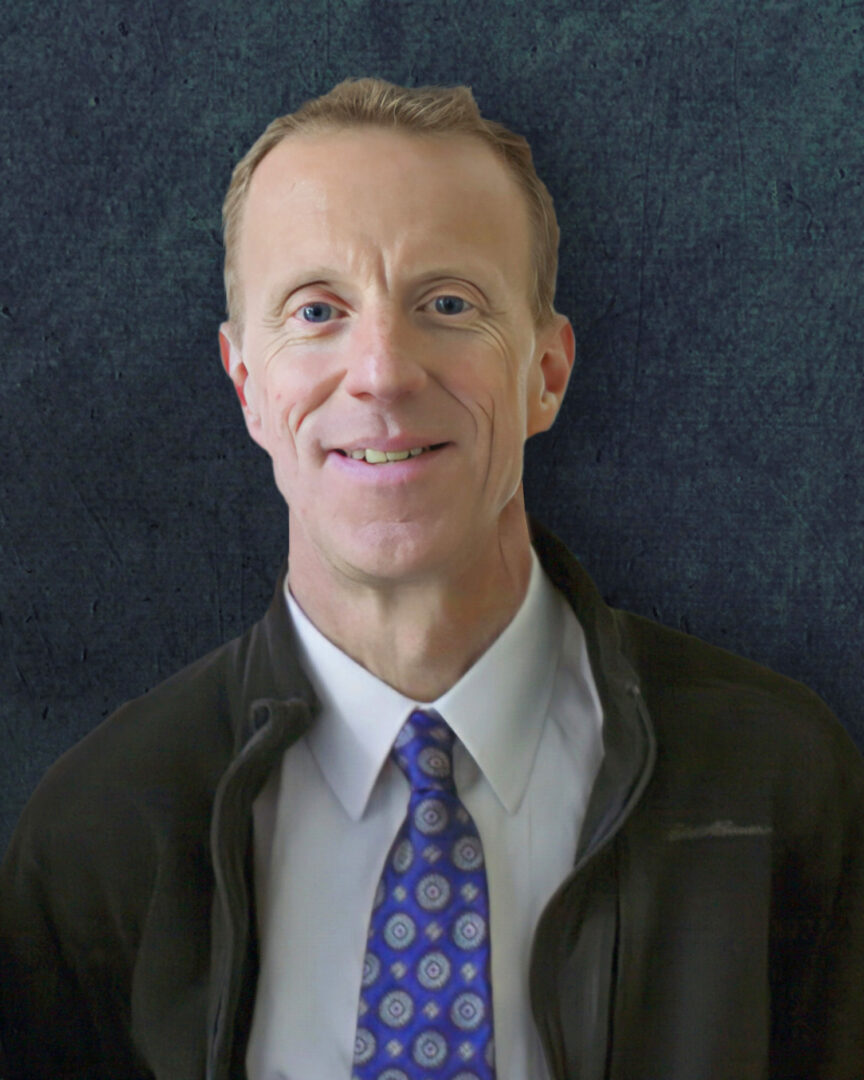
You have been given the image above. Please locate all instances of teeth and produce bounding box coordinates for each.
[347,447,430,464]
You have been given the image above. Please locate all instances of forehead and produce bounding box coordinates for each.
[237,127,533,305]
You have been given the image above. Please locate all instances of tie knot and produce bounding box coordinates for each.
[391,709,456,792]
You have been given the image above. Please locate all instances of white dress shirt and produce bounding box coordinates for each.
[247,551,604,1080]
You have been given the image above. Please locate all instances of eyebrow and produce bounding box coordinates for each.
[264,269,341,324]
[263,263,505,325]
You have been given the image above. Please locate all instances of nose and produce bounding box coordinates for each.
[342,307,428,403]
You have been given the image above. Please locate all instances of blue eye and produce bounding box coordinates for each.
[433,296,469,315]
[300,302,334,323]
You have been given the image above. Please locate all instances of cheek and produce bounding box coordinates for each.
[446,350,516,412]
[256,385,297,465]
[260,374,301,434]
[478,367,530,434]
[271,353,342,435]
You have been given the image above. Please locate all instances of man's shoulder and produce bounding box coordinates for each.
[14,559,316,846]
[615,606,837,731]
[534,522,851,758]
[614,607,863,824]
[53,632,245,791]
[534,521,858,776]
[11,617,281,869]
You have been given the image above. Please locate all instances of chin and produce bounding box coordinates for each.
[331,518,464,585]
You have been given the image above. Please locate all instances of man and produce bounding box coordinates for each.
[1,77,862,1080]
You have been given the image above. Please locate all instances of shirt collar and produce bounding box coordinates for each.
[284,549,564,820]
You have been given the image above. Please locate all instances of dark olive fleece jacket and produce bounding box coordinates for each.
[1,523,863,1079]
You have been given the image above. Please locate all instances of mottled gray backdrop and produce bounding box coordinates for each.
[1,0,862,848]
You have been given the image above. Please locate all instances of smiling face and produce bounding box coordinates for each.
[223,127,573,591]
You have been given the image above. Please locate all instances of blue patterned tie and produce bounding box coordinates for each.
[353,709,497,1079]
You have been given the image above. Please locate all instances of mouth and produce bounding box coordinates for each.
[333,443,448,465]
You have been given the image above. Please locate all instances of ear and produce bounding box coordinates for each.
[219,323,266,446]
[526,314,576,437]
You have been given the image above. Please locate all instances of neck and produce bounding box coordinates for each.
[287,505,534,701]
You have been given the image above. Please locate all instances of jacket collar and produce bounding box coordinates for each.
[529,520,656,864]
[227,557,319,754]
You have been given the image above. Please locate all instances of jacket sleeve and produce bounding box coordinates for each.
[0,772,151,1079]
[769,708,864,1076]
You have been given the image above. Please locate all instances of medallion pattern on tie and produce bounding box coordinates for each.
[353,709,496,1080]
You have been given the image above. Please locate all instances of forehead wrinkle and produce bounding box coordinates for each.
[275,233,403,304]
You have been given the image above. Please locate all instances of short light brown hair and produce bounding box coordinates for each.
[222,77,560,333]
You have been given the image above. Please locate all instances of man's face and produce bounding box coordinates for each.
[224,127,572,588]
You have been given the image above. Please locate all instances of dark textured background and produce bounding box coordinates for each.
[1,0,862,850]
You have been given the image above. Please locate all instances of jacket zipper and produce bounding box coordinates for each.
[207,699,313,1080]
[530,685,656,1080]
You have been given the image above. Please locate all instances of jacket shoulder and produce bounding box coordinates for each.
[616,607,841,720]
[614,608,864,832]
[43,632,248,807]
[2,627,263,898]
